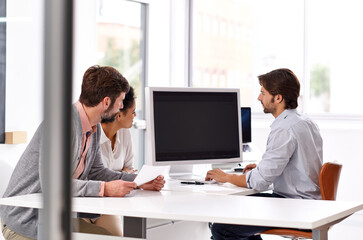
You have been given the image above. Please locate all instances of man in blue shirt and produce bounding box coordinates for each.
[206,68,323,240]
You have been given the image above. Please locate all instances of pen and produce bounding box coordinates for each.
[180,181,204,185]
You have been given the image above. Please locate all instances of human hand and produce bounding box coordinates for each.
[205,168,229,183]
[140,175,165,191]
[242,163,257,173]
[104,180,137,197]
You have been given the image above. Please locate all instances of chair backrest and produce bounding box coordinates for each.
[260,162,343,239]
[0,159,13,198]
[319,162,342,200]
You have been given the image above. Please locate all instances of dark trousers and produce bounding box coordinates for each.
[211,192,285,240]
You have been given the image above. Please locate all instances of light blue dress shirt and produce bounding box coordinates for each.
[246,109,323,199]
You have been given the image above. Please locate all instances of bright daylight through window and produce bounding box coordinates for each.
[192,0,363,116]
[96,0,146,168]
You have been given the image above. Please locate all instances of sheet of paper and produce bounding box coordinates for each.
[133,165,169,186]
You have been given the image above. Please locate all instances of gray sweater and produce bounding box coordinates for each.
[0,106,136,239]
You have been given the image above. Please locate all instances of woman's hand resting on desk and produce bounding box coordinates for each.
[242,163,257,174]
[140,175,165,191]
[205,169,229,183]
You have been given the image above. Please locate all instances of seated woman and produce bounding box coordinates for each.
[92,86,138,236]
[100,86,137,174]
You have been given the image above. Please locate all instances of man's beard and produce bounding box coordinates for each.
[263,108,271,114]
[101,112,118,123]
[263,98,275,114]
[101,104,119,123]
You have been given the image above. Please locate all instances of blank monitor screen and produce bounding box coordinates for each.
[148,88,242,165]
[241,107,252,143]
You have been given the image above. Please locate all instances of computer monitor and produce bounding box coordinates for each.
[241,107,252,143]
[145,87,243,167]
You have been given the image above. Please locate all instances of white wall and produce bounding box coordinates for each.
[317,121,363,202]
[0,0,44,168]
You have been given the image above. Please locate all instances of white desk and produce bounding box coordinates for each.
[1,191,363,240]
[163,179,258,195]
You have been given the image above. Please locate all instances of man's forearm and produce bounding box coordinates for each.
[227,173,247,188]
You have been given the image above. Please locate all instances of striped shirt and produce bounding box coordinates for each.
[246,109,323,199]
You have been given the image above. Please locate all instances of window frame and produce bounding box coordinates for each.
[0,0,6,144]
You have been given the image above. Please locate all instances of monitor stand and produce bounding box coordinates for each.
[168,164,210,180]
[211,162,240,171]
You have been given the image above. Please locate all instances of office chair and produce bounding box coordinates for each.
[260,162,343,240]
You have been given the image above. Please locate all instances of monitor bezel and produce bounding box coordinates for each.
[145,86,243,166]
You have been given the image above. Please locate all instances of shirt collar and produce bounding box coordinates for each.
[100,125,110,144]
[100,127,120,146]
[115,130,121,145]
[74,101,97,135]
[270,109,297,129]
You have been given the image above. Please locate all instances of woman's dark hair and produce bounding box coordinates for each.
[258,68,300,109]
[79,65,130,107]
[120,86,136,115]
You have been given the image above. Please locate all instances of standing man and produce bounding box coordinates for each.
[206,68,323,240]
[0,65,165,240]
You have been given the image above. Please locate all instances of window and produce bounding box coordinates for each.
[192,0,304,111]
[191,0,363,117]
[97,0,143,111]
[307,0,363,115]
[96,0,148,168]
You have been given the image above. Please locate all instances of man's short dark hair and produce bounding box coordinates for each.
[79,65,130,107]
[258,68,300,109]
[120,86,136,115]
